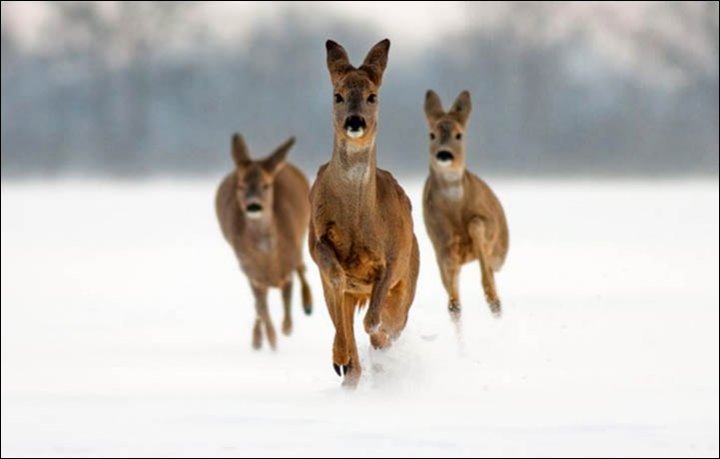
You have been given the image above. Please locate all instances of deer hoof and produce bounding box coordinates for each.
[363,314,381,335]
[488,298,502,317]
[448,300,461,313]
[282,319,293,336]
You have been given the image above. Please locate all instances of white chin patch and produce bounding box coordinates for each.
[436,158,453,167]
[346,128,364,139]
[245,211,263,220]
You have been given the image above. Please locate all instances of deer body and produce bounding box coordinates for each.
[309,39,419,386]
[216,135,313,350]
[423,90,509,318]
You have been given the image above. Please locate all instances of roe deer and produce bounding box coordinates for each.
[308,39,419,386]
[216,134,313,350]
[423,90,509,319]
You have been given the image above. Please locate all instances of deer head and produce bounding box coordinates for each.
[326,39,390,149]
[231,133,294,220]
[424,90,472,177]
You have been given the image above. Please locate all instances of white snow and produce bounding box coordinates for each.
[1,178,718,457]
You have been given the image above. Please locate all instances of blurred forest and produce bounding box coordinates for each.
[1,2,718,178]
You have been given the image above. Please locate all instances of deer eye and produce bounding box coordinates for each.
[262,184,271,191]
[455,133,463,140]
[334,93,344,104]
[429,132,436,140]
[367,94,377,104]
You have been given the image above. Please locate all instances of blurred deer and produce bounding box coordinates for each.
[423,90,509,319]
[216,134,313,350]
[308,39,420,386]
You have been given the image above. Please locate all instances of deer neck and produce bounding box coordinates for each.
[329,136,378,219]
[244,212,277,253]
[431,166,466,202]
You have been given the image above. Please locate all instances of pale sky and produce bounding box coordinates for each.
[2,1,474,55]
[2,1,716,88]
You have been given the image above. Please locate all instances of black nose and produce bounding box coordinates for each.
[344,115,366,132]
[436,151,454,162]
[246,203,263,213]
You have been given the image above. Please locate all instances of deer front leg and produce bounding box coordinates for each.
[438,252,462,319]
[251,318,263,350]
[251,283,277,349]
[310,224,354,379]
[309,224,345,289]
[364,262,396,341]
[296,264,313,315]
[318,273,351,379]
[281,279,293,336]
[341,293,361,388]
[468,218,501,317]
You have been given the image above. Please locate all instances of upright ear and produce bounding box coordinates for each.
[232,133,250,167]
[262,136,295,174]
[424,90,445,125]
[360,38,390,85]
[326,40,352,86]
[449,90,472,125]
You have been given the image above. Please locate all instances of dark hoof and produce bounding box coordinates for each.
[448,300,461,321]
[488,298,502,317]
[303,304,312,316]
[333,363,352,378]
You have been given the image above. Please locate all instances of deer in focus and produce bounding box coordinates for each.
[308,39,420,386]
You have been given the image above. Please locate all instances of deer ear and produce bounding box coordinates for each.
[262,137,295,175]
[360,38,390,85]
[449,90,472,125]
[424,90,445,125]
[232,133,250,167]
[326,40,352,86]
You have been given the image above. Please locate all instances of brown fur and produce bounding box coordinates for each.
[422,90,509,318]
[216,134,313,350]
[309,39,419,386]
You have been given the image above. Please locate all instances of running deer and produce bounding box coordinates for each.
[308,39,420,386]
[216,134,313,350]
[423,90,509,319]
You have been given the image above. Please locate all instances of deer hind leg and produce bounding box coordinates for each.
[251,284,277,350]
[468,217,501,317]
[281,279,293,336]
[296,264,313,315]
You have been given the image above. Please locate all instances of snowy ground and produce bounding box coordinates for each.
[1,178,718,457]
